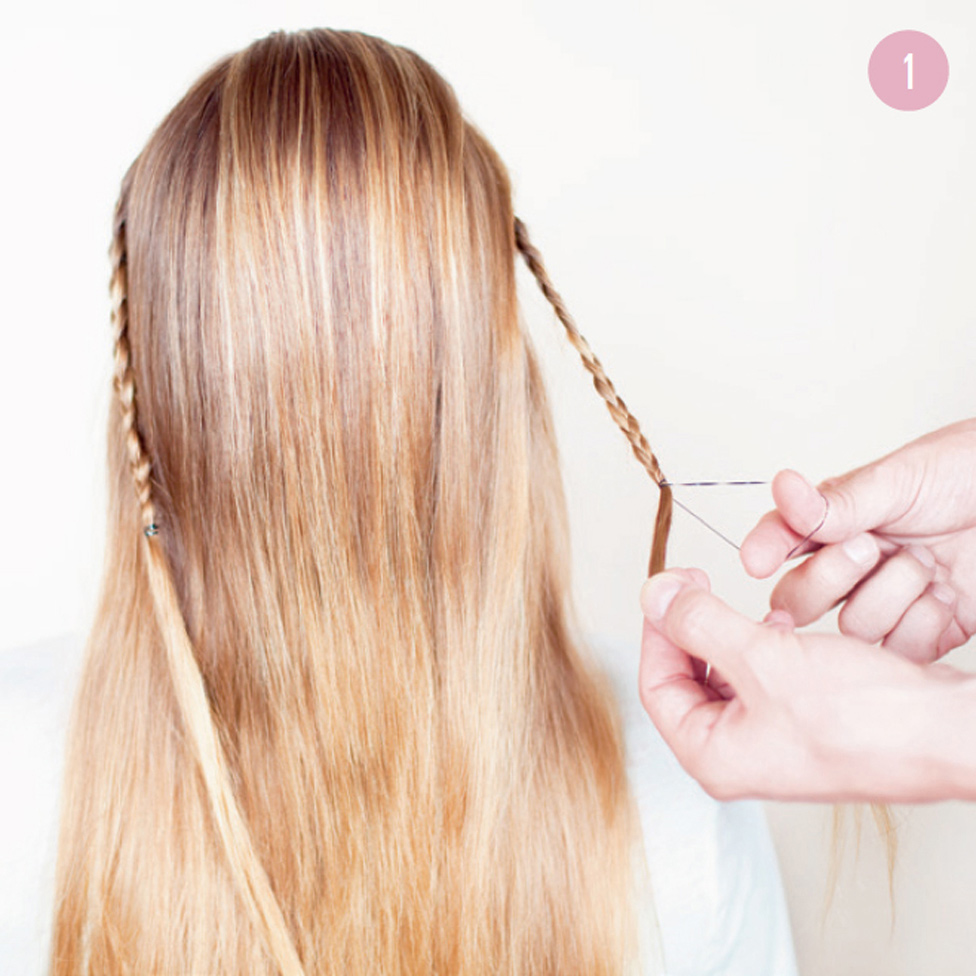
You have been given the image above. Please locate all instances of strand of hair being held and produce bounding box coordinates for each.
[514,218,672,576]
[514,226,897,883]
[512,219,822,576]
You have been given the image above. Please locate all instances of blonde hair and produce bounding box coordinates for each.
[52,28,670,974]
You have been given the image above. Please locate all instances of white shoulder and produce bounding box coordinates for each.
[0,633,86,976]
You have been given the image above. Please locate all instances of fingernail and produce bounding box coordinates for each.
[907,545,936,570]
[932,582,955,606]
[763,608,795,630]
[841,533,878,565]
[640,574,684,622]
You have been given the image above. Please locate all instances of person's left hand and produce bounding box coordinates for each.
[638,569,976,803]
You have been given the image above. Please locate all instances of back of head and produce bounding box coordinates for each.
[53,28,644,975]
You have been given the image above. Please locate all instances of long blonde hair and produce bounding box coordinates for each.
[52,28,670,974]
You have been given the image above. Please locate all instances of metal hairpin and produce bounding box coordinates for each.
[785,494,829,560]
[660,480,768,488]
[659,479,770,553]
[657,479,828,560]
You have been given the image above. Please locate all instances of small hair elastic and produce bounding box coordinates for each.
[144,523,159,538]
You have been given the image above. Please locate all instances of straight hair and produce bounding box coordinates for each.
[51,28,671,974]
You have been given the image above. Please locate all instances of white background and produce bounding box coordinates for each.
[2,1,976,973]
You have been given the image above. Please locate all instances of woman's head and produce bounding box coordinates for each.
[117,28,527,598]
[116,28,669,607]
[55,29,659,975]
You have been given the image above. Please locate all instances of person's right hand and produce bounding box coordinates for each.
[638,570,976,802]
[740,419,976,663]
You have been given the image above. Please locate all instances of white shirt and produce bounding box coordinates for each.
[0,633,797,975]
[597,636,798,975]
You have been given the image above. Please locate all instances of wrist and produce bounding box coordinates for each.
[823,662,976,803]
[925,667,976,801]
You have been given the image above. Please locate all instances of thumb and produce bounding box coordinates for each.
[741,466,899,577]
[774,466,901,545]
[640,572,759,684]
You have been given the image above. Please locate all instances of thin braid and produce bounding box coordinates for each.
[110,207,156,535]
[109,197,306,976]
[514,217,672,575]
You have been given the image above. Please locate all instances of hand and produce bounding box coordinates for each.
[638,570,976,803]
[740,419,976,662]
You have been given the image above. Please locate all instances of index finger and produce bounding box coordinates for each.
[740,509,811,579]
[742,470,834,577]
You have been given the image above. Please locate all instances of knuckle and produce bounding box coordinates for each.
[903,550,936,583]
[795,566,840,615]
[837,603,882,643]
[827,478,858,523]
[780,546,860,625]
[811,547,857,590]
[911,597,940,628]
[831,465,881,527]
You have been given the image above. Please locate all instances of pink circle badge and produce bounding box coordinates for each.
[869,30,949,110]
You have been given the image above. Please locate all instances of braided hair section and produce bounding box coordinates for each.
[514,218,672,575]
[110,207,157,538]
[109,194,306,976]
